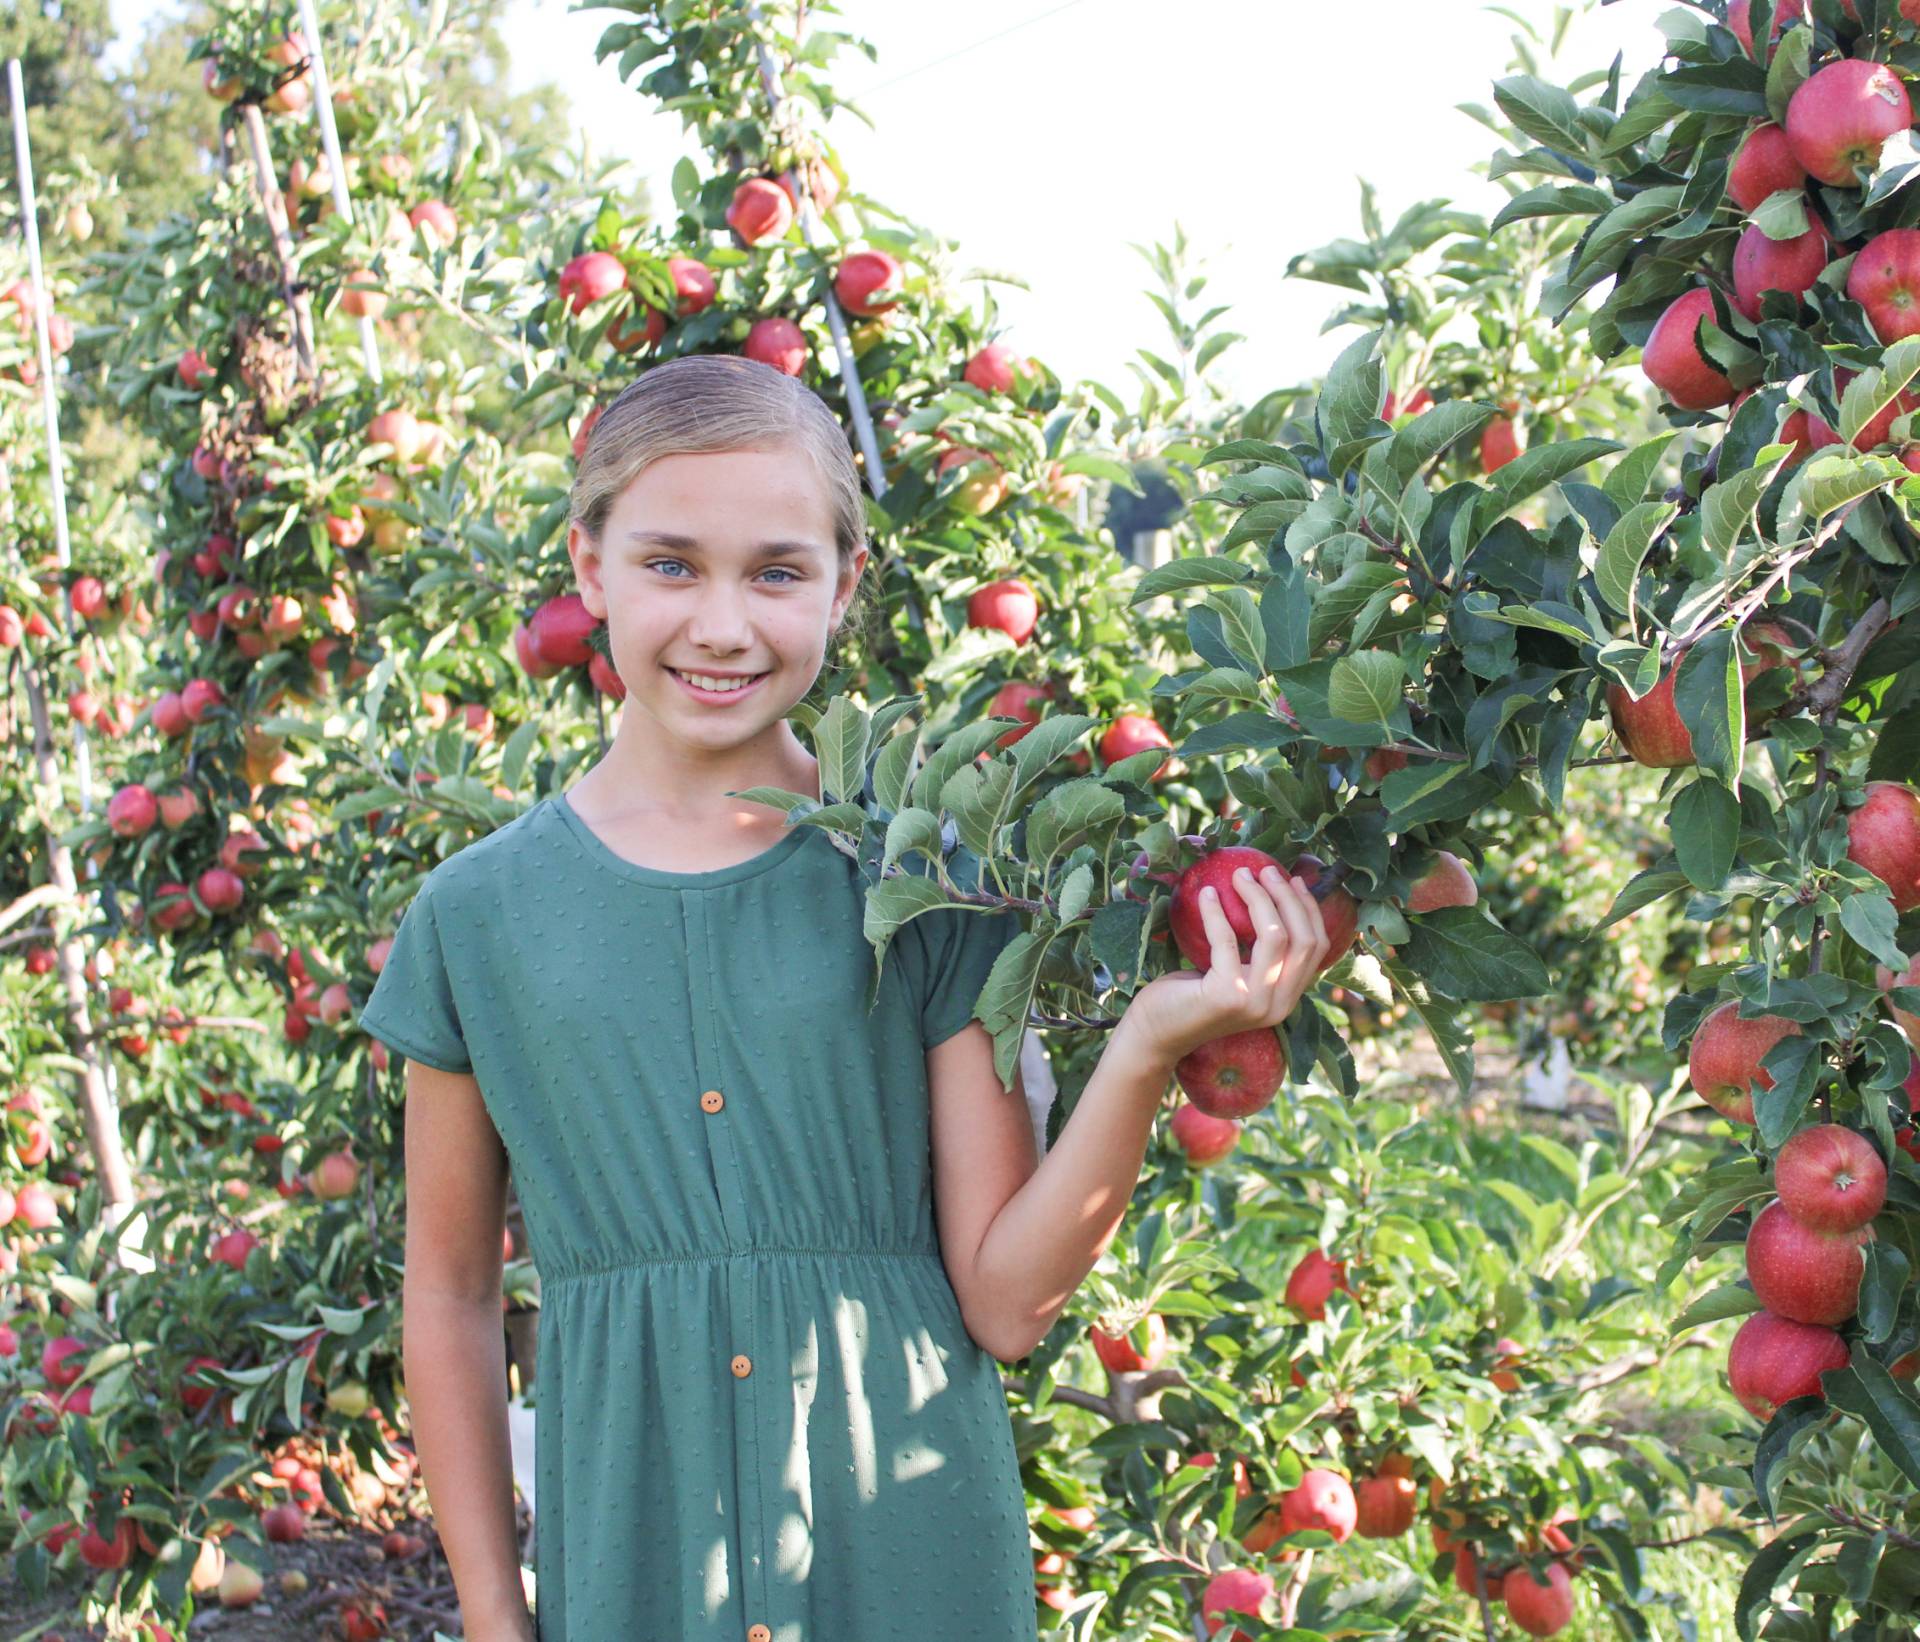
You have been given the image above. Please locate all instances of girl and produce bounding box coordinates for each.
[359,353,1329,1641]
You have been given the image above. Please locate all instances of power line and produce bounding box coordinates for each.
[848,0,1091,98]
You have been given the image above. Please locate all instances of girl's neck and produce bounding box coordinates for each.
[568,725,822,827]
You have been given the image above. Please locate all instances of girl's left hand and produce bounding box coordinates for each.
[1121,862,1331,1068]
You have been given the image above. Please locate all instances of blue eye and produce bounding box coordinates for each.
[646,559,799,585]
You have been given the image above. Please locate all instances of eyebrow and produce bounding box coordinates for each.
[626,530,824,560]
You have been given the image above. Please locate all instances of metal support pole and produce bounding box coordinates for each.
[296,0,380,382]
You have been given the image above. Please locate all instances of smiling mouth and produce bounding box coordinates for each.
[666,667,771,693]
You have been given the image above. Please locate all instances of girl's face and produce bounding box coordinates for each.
[568,445,867,756]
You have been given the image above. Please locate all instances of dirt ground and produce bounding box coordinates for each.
[0,1496,535,1641]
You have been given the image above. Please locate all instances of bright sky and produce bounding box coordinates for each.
[104,0,1666,405]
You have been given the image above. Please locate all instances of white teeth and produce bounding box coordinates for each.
[675,670,762,693]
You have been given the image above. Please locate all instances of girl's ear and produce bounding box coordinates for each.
[569,522,607,621]
[832,546,870,627]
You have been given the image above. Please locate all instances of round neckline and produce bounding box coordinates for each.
[551,788,815,888]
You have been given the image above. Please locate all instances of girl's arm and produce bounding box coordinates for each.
[954,865,1328,1361]
[401,1058,536,1642]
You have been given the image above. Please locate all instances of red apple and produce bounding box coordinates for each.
[108,784,158,839]
[987,679,1052,748]
[558,251,627,314]
[261,1502,306,1542]
[42,1335,87,1388]
[1503,1562,1576,1638]
[1174,1028,1287,1119]
[209,1227,258,1271]
[1284,1248,1349,1321]
[963,343,1018,395]
[367,408,424,464]
[1201,1567,1274,1642]
[0,606,21,648]
[1847,229,1920,343]
[178,347,213,389]
[588,650,625,699]
[1169,1101,1242,1166]
[935,445,1006,515]
[1775,1125,1887,1232]
[1747,1198,1870,1326]
[966,579,1039,645]
[1352,1472,1418,1539]
[1730,122,1808,211]
[1846,782,1920,912]
[1089,1312,1168,1373]
[78,1516,136,1570]
[1732,221,1830,321]
[340,270,385,320]
[528,593,600,668]
[1727,1308,1850,1418]
[1099,713,1173,779]
[179,1355,225,1414]
[1881,954,1920,1051]
[513,623,562,680]
[725,177,793,245]
[667,255,716,316]
[1607,663,1694,767]
[196,868,244,915]
[1727,0,1804,59]
[744,316,807,376]
[1642,289,1736,411]
[607,303,665,354]
[15,1181,57,1228]
[1786,58,1912,188]
[181,677,224,723]
[1688,1002,1802,1124]
[408,198,457,247]
[1406,849,1477,914]
[69,575,106,619]
[1278,1469,1356,1543]
[834,249,903,318]
[1479,415,1522,473]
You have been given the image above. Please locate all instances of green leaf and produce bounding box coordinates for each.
[1602,432,1681,508]
[1750,187,1809,240]
[1859,1243,1911,1345]
[1320,329,1385,452]
[1493,74,1591,155]
[1703,459,1785,562]
[1487,438,1624,514]
[1010,715,1098,794]
[1200,438,1298,468]
[1398,907,1553,1002]
[1779,452,1911,538]
[1489,182,1614,233]
[1839,337,1920,446]
[1751,1410,1828,1527]
[1204,587,1268,673]
[1026,780,1127,868]
[1673,631,1745,788]
[882,808,944,871]
[1380,956,1476,1096]
[1824,1352,1920,1489]
[1592,867,1687,933]
[1670,779,1740,891]
[872,723,922,816]
[1131,557,1252,603]
[1595,501,1678,624]
[1840,889,1910,972]
[812,694,872,806]
[1753,1037,1822,1150]
[1326,651,1403,725]
[1669,1281,1762,1336]
[862,875,953,970]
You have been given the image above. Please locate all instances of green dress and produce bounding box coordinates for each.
[358,792,1037,1642]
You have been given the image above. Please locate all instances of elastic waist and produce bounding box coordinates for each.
[539,1245,944,1286]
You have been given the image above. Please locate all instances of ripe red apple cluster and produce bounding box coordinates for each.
[512,592,623,698]
[1729,1120,1885,1419]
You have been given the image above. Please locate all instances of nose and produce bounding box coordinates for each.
[682,581,757,655]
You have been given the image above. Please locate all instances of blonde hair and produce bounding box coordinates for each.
[568,355,875,648]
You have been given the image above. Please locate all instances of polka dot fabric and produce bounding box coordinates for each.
[358,793,1035,1641]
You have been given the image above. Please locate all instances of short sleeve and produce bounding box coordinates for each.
[917,907,1023,1050]
[357,879,471,1073]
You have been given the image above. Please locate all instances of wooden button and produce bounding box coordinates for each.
[730,1354,752,1378]
[748,1627,771,1642]
[701,1089,725,1113]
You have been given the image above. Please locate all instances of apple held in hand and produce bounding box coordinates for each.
[1175,1027,1287,1119]
[1169,847,1357,974]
